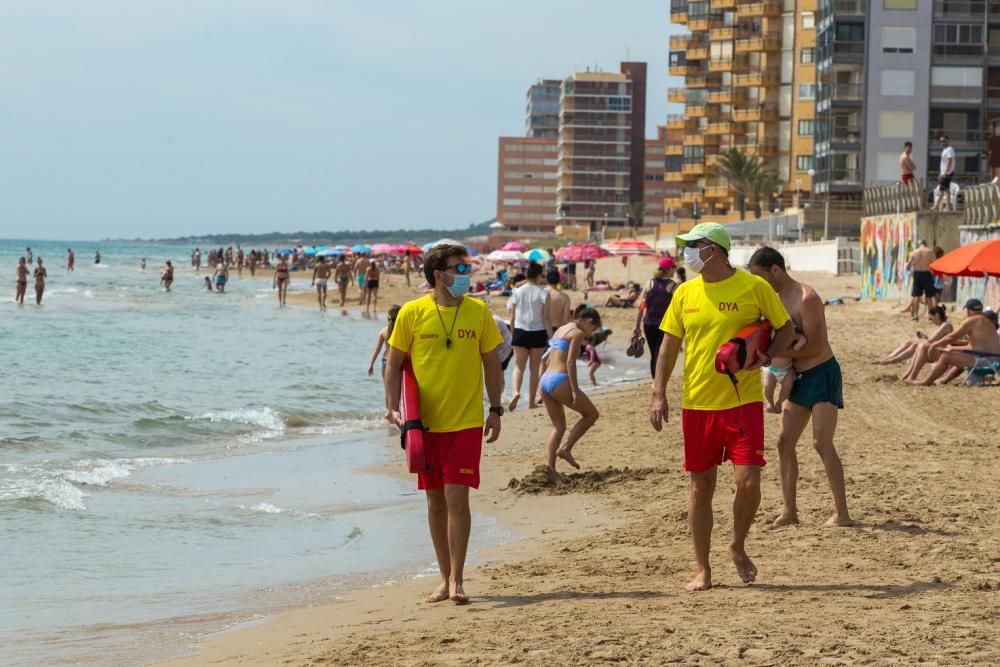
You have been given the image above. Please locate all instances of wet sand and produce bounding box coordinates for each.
[162,264,1000,666]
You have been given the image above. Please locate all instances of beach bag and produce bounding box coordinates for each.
[715,320,773,386]
[627,331,645,358]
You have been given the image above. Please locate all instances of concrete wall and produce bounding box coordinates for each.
[955,225,1000,309]
[729,238,850,275]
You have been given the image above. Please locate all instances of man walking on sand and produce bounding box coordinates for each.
[903,239,936,320]
[748,247,853,528]
[353,254,370,305]
[384,243,504,605]
[311,256,333,311]
[649,223,795,591]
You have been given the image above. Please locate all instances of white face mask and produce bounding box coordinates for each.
[683,245,708,273]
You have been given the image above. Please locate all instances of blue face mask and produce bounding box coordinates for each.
[445,273,470,297]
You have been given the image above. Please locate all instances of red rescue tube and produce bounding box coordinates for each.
[400,359,429,474]
[715,320,773,381]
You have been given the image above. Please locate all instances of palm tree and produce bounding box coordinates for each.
[627,201,645,229]
[714,148,779,220]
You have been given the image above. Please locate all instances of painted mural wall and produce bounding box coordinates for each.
[860,213,916,301]
[956,225,1000,310]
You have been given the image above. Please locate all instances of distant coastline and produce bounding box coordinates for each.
[102,218,497,246]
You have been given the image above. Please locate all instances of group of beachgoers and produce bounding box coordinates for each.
[14,248,47,305]
[372,224,862,604]
[874,238,1000,386]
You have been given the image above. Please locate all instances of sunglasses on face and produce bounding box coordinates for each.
[444,262,473,275]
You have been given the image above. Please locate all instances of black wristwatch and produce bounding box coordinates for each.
[489,406,505,417]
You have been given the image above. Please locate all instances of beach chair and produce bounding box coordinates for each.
[964,353,999,386]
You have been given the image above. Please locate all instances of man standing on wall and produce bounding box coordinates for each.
[748,247,853,529]
[899,141,917,184]
[385,244,504,605]
[931,135,956,211]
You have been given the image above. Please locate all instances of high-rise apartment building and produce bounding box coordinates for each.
[496,137,559,232]
[837,0,1000,193]
[667,0,817,217]
[525,80,561,138]
[556,63,647,230]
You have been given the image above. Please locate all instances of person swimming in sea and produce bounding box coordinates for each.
[537,304,603,471]
[95,250,102,265]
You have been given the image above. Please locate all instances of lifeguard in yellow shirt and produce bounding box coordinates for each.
[649,223,796,592]
[385,244,504,606]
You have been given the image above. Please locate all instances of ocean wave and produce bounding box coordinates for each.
[236,502,321,519]
[0,457,189,511]
[189,408,286,433]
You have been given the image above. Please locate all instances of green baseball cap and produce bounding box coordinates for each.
[676,222,731,252]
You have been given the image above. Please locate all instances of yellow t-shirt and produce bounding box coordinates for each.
[388,294,503,432]
[660,269,790,411]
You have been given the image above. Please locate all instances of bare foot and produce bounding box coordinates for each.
[729,544,758,584]
[685,568,712,592]
[425,582,449,603]
[508,394,520,412]
[765,403,781,414]
[450,582,470,605]
[557,448,581,470]
[771,512,799,528]
[823,513,856,527]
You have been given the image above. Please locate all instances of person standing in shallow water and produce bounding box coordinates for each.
[15,257,29,304]
[649,223,795,592]
[66,248,75,272]
[33,258,47,305]
[384,244,503,606]
[160,261,174,291]
[273,256,290,307]
[312,256,333,311]
[748,247,853,528]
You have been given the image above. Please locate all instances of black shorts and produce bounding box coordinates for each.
[939,174,953,189]
[511,328,548,349]
[367,279,379,289]
[911,270,935,298]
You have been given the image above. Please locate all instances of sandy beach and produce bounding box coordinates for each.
[162,261,1000,666]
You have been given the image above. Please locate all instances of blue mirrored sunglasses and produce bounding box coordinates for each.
[446,262,473,275]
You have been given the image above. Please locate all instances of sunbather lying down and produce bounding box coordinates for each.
[603,283,640,308]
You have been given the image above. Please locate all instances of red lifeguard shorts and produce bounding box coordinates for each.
[417,427,483,490]
[681,403,766,473]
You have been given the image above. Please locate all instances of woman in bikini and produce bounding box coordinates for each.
[33,258,47,305]
[273,257,290,307]
[538,304,602,472]
[367,305,401,419]
[364,261,380,315]
[15,257,29,304]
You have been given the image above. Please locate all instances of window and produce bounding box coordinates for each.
[876,152,902,182]
[503,198,523,206]
[503,158,524,165]
[881,69,915,96]
[879,111,914,138]
[882,27,916,53]
[933,24,984,45]
[802,12,815,29]
[800,48,815,64]
[796,156,814,171]
[931,66,982,87]
[798,119,815,135]
[885,0,917,7]
[798,83,816,99]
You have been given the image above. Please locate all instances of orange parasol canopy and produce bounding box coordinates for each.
[930,238,1000,278]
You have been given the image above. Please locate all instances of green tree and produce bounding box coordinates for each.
[713,148,779,220]
[627,200,645,228]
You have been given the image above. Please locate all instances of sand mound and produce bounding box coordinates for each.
[507,464,667,495]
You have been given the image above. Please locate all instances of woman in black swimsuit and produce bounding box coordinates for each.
[15,257,28,304]
[273,257,290,307]
[33,258,47,305]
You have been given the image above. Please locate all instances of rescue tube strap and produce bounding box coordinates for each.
[400,419,426,449]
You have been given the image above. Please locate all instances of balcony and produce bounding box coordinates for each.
[816,124,862,145]
[705,154,722,168]
[708,58,734,73]
[669,34,693,50]
[669,62,694,76]
[817,83,864,107]
[710,0,736,8]
[685,75,712,88]
[666,172,686,183]
[688,45,709,60]
[813,168,863,192]
[665,143,684,156]
[560,115,632,129]
[933,0,1000,19]
[705,184,729,199]
[687,104,708,117]
[681,191,701,204]
[670,4,687,24]
[682,162,705,175]
[928,128,986,148]
[559,177,629,191]
[733,105,779,122]
[558,162,628,175]
[734,70,779,87]
[706,121,735,135]
[562,146,631,160]
[708,89,733,104]
[664,195,684,208]
[666,114,685,130]
[818,41,865,64]
[735,33,782,53]
[687,14,717,31]
[710,25,736,40]
[667,87,686,103]
[559,128,631,145]
[684,134,706,147]
[738,1,780,19]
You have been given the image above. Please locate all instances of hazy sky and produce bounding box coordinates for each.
[1,1,681,241]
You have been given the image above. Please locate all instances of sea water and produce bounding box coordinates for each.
[0,239,645,665]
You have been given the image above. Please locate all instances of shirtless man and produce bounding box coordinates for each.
[905,299,1000,385]
[899,141,917,184]
[26,248,32,265]
[311,256,333,311]
[334,256,352,307]
[33,258,47,305]
[15,257,29,304]
[749,247,853,528]
[236,245,244,277]
[67,248,75,272]
[161,261,174,291]
[365,260,380,315]
[903,240,936,320]
[193,248,202,273]
[543,269,572,330]
[353,254,370,305]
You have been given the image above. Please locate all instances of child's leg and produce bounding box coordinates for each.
[541,392,566,470]
[588,361,598,386]
[775,369,795,411]
[763,368,778,412]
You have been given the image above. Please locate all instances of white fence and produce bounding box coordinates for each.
[728,238,858,275]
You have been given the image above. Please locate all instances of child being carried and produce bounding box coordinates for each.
[763,327,807,414]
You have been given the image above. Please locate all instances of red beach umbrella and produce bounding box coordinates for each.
[602,239,657,256]
[554,244,610,262]
[930,238,1000,277]
[501,241,529,251]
